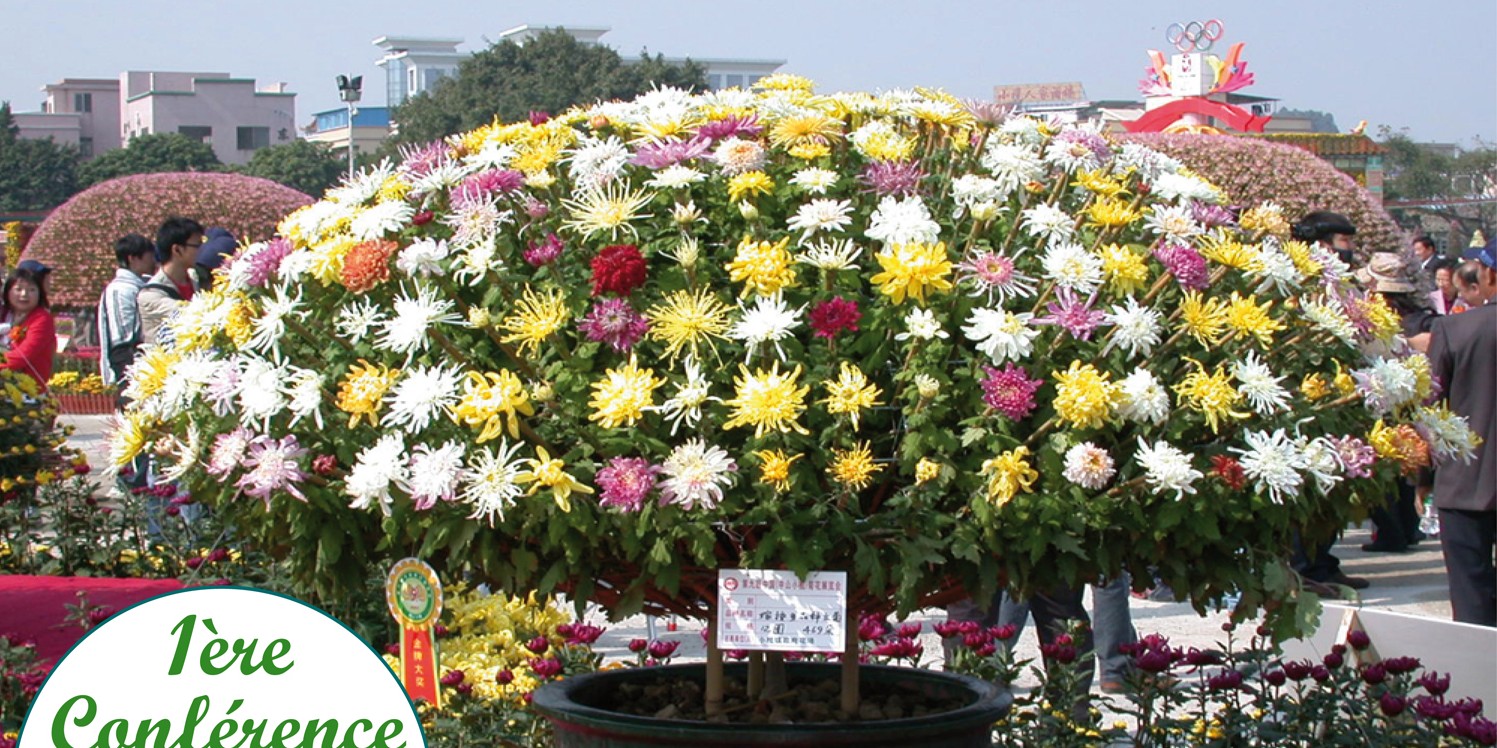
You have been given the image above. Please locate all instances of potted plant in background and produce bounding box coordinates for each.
[110,77,1477,743]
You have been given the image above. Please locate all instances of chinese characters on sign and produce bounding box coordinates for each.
[992,82,1087,106]
[716,569,847,652]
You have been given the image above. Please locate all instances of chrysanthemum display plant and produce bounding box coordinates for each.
[113,77,1477,639]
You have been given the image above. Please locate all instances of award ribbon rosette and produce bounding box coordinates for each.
[386,558,443,707]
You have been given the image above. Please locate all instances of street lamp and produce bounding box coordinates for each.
[335,75,363,181]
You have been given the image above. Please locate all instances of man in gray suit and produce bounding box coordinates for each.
[1427,239,1497,626]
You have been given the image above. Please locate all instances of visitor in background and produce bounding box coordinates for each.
[193,227,236,292]
[97,234,157,388]
[0,266,58,392]
[1426,239,1497,627]
[1451,259,1484,314]
[1431,257,1460,315]
[984,576,1138,693]
[138,216,204,347]
[1412,235,1441,276]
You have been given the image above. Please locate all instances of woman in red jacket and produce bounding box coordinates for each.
[1,266,57,391]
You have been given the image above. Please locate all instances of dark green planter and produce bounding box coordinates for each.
[531,662,1010,747]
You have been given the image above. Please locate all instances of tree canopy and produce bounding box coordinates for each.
[0,102,80,212]
[236,138,346,199]
[78,132,220,187]
[392,29,706,144]
[1379,127,1495,240]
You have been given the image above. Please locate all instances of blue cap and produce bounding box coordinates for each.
[1463,239,1497,271]
[196,228,237,270]
[17,259,51,275]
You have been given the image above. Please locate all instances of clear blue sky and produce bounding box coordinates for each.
[3,0,1493,146]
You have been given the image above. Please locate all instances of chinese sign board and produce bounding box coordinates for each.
[993,82,1087,106]
[716,569,847,652]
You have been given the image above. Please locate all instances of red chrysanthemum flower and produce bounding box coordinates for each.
[1210,455,1247,490]
[340,239,399,294]
[808,296,862,340]
[590,244,648,297]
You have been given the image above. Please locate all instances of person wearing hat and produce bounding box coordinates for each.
[1427,239,1497,626]
[16,258,53,297]
[193,227,236,292]
[1291,210,1358,265]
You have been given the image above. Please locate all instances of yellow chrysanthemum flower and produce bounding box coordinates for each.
[1300,373,1331,401]
[727,171,775,203]
[453,370,534,443]
[1174,360,1249,434]
[769,113,844,152]
[1179,291,1229,346]
[1405,353,1435,400]
[1281,240,1323,277]
[1240,203,1290,237]
[869,242,954,306]
[1051,361,1119,430]
[515,446,593,513]
[753,73,816,92]
[828,442,884,491]
[1196,232,1259,270]
[1224,293,1286,348]
[499,286,570,357]
[725,236,797,297]
[108,411,152,468]
[1358,295,1402,342]
[126,346,179,402]
[981,446,1038,506]
[336,360,400,429]
[1098,244,1150,295]
[1333,361,1358,396]
[587,357,666,430]
[307,234,356,286]
[821,362,883,431]
[646,288,733,362]
[561,182,653,240]
[754,449,803,493]
[1088,197,1141,228]
[915,457,942,485]
[787,142,832,160]
[377,175,413,203]
[1368,420,1431,475]
[722,362,811,438]
[1074,169,1128,198]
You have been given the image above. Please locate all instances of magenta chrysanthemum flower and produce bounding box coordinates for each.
[959,249,1036,303]
[235,435,308,506]
[858,161,925,197]
[1191,201,1237,228]
[980,363,1043,420]
[456,169,525,203]
[595,456,660,512]
[807,296,862,340]
[1329,435,1376,478]
[1153,244,1210,290]
[528,110,552,126]
[206,427,254,477]
[524,233,564,267]
[524,196,550,220]
[1036,287,1106,341]
[579,297,650,352]
[695,115,762,142]
[397,141,449,179]
[631,137,711,169]
[243,237,294,288]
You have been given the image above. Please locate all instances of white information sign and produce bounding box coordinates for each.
[1170,52,1211,97]
[716,569,847,652]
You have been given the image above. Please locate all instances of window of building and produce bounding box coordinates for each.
[73,92,93,113]
[237,126,271,151]
[386,59,407,107]
[725,74,745,89]
[178,125,212,142]
[409,68,418,96]
[707,74,723,90]
[422,68,450,92]
[79,137,94,159]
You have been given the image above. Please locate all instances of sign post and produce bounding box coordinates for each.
[716,569,848,652]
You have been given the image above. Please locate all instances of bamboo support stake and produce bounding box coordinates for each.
[840,624,860,718]
[705,634,725,720]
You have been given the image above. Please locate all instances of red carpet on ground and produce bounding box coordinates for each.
[0,574,183,665]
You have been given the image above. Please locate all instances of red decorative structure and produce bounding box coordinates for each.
[1127,21,1271,134]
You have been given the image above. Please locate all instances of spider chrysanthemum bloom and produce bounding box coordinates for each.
[453,370,534,443]
[499,286,570,357]
[515,446,593,513]
[646,288,733,362]
[336,360,400,429]
[821,361,883,431]
[561,182,653,240]
[726,236,797,297]
[1179,291,1229,347]
[870,242,954,305]
[1174,360,1249,434]
[727,171,775,203]
[828,442,884,491]
[957,249,1036,304]
[1097,244,1150,296]
[722,362,811,438]
[1050,361,1119,430]
[753,449,803,493]
[981,446,1038,505]
[340,239,400,294]
[587,357,666,430]
[1224,293,1285,348]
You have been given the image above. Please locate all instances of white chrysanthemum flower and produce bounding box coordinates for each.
[914,373,940,398]
[220,242,264,293]
[896,307,949,342]
[1143,204,1204,243]
[712,137,765,174]
[335,299,386,344]
[398,441,467,510]
[1412,405,1482,465]
[1308,243,1351,283]
[1118,369,1170,426]
[655,356,721,436]
[1300,296,1357,345]
[787,198,854,238]
[1232,352,1291,417]
[284,367,324,429]
[1150,171,1220,204]
[1354,357,1419,415]
[865,195,941,246]
[461,140,518,171]
[236,356,290,429]
[1063,442,1116,490]
[248,283,303,354]
[345,432,408,515]
[376,283,465,359]
[408,159,468,196]
[950,175,1008,216]
[798,239,863,271]
[1041,242,1105,295]
[1300,435,1344,494]
[659,439,737,511]
[441,193,511,250]
[326,160,395,205]
[790,167,839,194]
[997,116,1045,146]
[645,164,706,189]
[728,295,802,361]
[980,141,1045,196]
[1231,429,1307,505]
[1044,131,1107,173]
[350,200,416,241]
[1136,438,1204,500]
[963,308,1039,364]
[1248,243,1303,295]
[276,250,315,283]
[384,363,462,434]
[568,135,631,186]
[1104,297,1163,359]
[662,235,700,269]
[1021,203,1076,246]
[396,237,451,277]
[143,350,219,422]
[462,439,526,525]
[156,421,204,483]
[1113,143,1181,183]
[451,240,504,287]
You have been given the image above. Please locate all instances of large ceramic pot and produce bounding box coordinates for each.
[531,662,1010,748]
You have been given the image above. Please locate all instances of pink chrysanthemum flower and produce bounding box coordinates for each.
[808,297,862,340]
[579,298,650,352]
[235,435,308,506]
[596,456,661,512]
[524,196,550,220]
[859,161,925,197]
[523,233,564,267]
[980,363,1043,420]
[244,237,294,288]
[1191,201,1237,228]
[397,141,449,179]
[958,250,1036,304]
[1036,287,1107,341]
[631,137,712,169]
[1153,244,1210,290]
[455,170,525,204]
[1329,435,1376,478]
[206,427,254,477]
[695,115,762,142]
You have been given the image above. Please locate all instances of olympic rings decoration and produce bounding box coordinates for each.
[1165,19,1225,52]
